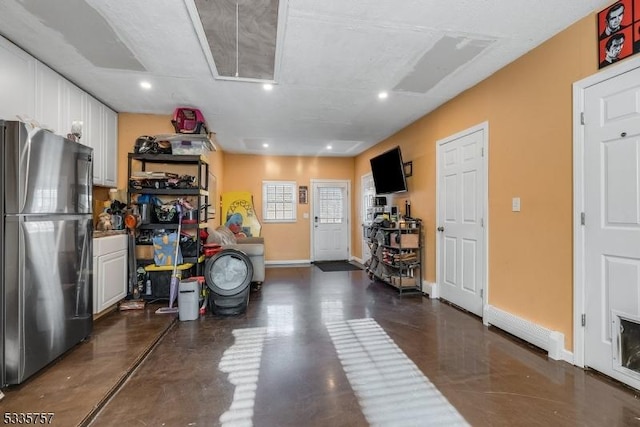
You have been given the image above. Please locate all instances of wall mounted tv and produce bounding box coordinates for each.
[369,146,408,195]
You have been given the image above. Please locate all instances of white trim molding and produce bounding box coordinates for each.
[265,260,311,266]
[485,305,569,362]
[350,256,365,265]
[422,281,438,299]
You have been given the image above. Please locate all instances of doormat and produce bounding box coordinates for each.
[314,261,362,272]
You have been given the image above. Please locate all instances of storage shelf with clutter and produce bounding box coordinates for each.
[364,217,423,295]
[126,151,210,301]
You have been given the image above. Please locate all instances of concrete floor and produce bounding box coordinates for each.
[2,266,640,426]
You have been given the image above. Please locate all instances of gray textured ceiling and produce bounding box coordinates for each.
[0,0,611,157]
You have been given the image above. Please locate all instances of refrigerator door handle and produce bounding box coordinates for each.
[75,224,89,318]
[85,154,92,209]
[18,127,37,212]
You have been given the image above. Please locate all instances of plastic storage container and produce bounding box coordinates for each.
[144,263,194,299]
[170,140,207,155]
[178,278,200,321]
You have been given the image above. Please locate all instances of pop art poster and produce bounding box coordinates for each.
[598,0,637,68]
[221,191,261,238]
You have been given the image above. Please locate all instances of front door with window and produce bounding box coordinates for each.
[312,181,350,261]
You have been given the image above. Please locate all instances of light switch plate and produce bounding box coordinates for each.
[512,197,521,212]
[303,212,309,219]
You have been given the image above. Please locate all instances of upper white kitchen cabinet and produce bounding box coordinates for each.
[62,81,85,138]
[103,107,118,187]
[86,95,118,187]
[35,62,64,134]
[86,95,103,183]
[1,34,118,187]
[0,37,35,121]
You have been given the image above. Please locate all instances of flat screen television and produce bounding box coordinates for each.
[369,146,408,194]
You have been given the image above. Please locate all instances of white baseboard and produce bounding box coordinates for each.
[421,281,438,299]
[484,305,567,361]
[350,256,365,265]
[267,259,367,267]
[265,260,311,267]
[561,349,574,364]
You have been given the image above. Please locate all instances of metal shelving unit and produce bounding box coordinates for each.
[365,219,422,295]
[127,152,209,271]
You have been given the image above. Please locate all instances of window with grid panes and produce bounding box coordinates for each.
[262,181,296,222]
[318,187,343,224]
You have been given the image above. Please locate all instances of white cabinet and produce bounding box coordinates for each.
[103,107,118,187]
[35,62,64,134]
[93,235,128,315]
[1,34,119,187]
[86,96,119,187]
[86,95,103,183]
[62,81,86,138]
[0,37,35,121]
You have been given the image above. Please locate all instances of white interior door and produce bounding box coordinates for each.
[583,66,640,390]
[312,180,350,261]
[437,124,487,317]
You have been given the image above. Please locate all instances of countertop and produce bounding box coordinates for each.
[93,230,128,238]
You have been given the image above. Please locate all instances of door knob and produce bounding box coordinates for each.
[437,226,444,232]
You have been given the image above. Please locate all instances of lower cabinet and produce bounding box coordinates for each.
[93,235,128,315]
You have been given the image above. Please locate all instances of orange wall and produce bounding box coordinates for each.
[354,15,601,349]
[223,154,355,261]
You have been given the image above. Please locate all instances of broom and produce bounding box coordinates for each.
[156,203,182,314]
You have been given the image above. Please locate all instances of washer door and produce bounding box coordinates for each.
[204,249,253,296]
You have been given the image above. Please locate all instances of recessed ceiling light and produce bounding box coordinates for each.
[327,145,333,150]
[378,91,388,99]
[263,84,273,91]
[263,143,269,148]
[140,81,152,90]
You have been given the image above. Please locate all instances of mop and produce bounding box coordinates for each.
[156,203,182,314]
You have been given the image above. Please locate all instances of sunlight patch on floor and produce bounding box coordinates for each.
[218,327,268,427]
[326,318,469,426]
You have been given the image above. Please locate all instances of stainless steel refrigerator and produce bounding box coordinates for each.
[1,120,93,386]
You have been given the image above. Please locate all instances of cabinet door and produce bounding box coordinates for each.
[0,37,36,121]
[35,62,64,135]
[102,107,118,187]
[62,81,85,139]
[92,255,99,314]
[86,96,104,184]
[96,249,127,313]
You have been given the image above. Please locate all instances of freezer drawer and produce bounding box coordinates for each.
[2,214,93,386]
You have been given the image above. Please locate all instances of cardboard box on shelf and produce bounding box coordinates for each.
[135,244,154,260]
[389,232,419,248]
[390,276,417,287]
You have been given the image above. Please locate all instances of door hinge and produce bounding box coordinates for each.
[581,313,586,327]
[580,112,585,125]
[481,147,484,157]
[581,212,585,226]
[480,218,484,227]
[480,289,484,299]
